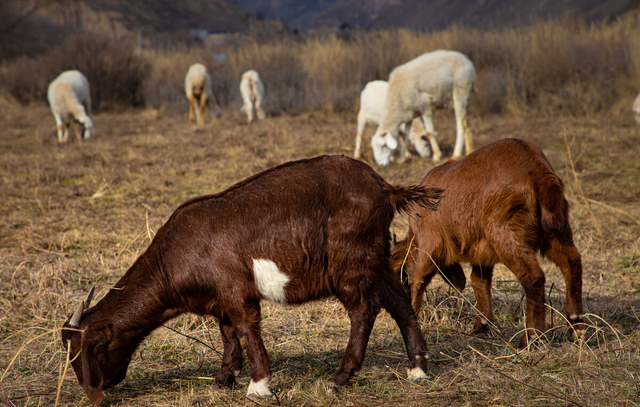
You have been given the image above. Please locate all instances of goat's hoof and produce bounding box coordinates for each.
[407,366,430,382]
[324,381,345,394]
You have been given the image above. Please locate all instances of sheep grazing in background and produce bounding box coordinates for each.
[355,80,430,160]
[185,63,221,126]
[633,92,640,124]
[371,50,476,166]
[47,70,94,143]
[240,70,266,122]
[391,138,584,348]
[61,155,442,405]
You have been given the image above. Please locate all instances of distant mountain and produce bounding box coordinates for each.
[37,0,249,33]
[1,0,249,60]
[234,0,640,30]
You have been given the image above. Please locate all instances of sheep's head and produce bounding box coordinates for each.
[81,117,94,140]
[61,288,131,406]
[371,131,398,166]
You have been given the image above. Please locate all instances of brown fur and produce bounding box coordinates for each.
[390,139,584,347]
[61,155,442,404]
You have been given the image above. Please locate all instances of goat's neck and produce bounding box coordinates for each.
[94,262,181,341]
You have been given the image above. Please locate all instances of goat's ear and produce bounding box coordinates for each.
[80,324,113,405]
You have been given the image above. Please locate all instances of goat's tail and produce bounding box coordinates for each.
[388,184,443,214]
[534,171,569,233]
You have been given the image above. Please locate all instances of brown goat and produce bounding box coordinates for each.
[61,155,442,405]
[391,138,584,347]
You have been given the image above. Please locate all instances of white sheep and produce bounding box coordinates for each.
[185,63,221,126]
[371,50,476,166]
[355,80,431,160]
[47,70,94,143]
[240,70,266,123]
[633,92,640,124]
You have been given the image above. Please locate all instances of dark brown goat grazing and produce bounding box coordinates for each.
[61,155,442,405]
[391,138,584,347]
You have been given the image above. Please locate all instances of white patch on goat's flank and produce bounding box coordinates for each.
[407,367,428,382]
[247,377,272,397]
[252,259,290,303]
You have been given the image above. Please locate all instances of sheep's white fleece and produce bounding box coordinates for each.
[633,92,640,124]
[371,50,476,166]
[354,80,430,160]
[47,70,93,143]
[240,70,266,123]
[185,63,221,125]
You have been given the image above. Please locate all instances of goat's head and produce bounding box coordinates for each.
[371,131,398,166]
[61,288,131,405]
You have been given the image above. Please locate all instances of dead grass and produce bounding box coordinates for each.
[0,100,639,406]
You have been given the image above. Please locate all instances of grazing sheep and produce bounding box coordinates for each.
[391,139,584,348]
[61,155,442,405]
[47,70,94,143]
[185,63,221,126]
[240,70,266,122]
[371,50,476,166]
[633,92,640,124]
[355,80,431,160]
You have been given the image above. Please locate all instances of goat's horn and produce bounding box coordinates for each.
[69,301,84,327]
[68,287,95,327]
[84,286,95,310]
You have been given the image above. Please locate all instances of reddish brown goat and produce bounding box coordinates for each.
[391,138,584,347]
[61,155,442,405]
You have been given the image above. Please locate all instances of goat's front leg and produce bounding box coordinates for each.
[500,252,546,347]
[330,298,380,388]
[470,264,495,333]
[214,316,244,388]
[227,300,272,398]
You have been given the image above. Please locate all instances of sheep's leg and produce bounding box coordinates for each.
[245,102,255,123]
[330,296,380,388]
[544,231,585,340]
[377,271,430,381]
[452,90,473,158]
[53,113,65,143]
[198,94,207,126]
[226,300,272,397]
[188,95,197,124]
[498,251,546,347]
[354,110,366,159]
[255,99,266,120]
[470,265,495,333]
[410,119,432,158]
[420,112,442,162]
[214,316,244,388]
[397,122,412,163]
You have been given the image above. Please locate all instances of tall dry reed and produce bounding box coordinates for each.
[2,12,639,116]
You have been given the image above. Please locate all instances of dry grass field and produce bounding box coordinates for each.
[1,96,639,406]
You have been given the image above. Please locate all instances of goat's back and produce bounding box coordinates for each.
[412,138,568,264]
[147,155,437,305]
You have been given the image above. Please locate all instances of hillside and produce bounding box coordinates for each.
[235,0,640,30]
[0,0,248,60]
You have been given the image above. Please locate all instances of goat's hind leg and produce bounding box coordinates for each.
[225,300,273,397]
[378,270,430,381]
[544,230,585,340]
[213,316,244,388]
[331,289,380,389]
